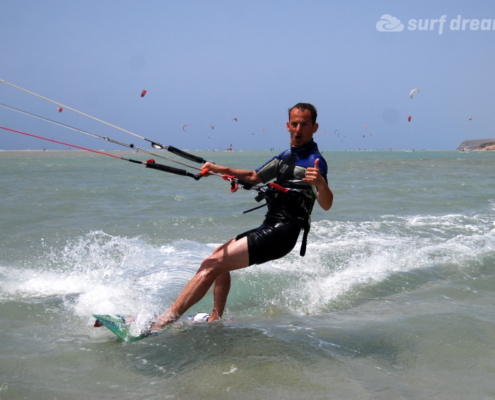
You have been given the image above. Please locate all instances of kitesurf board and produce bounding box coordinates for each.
[93,314,151,343]
[93,313,208,342]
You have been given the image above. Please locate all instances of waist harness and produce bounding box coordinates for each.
[246,153,316,256]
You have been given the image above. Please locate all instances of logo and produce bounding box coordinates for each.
[376,14,404,32]
[377,14,495,34]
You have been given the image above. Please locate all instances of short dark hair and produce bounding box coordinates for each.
[288,103,318,124]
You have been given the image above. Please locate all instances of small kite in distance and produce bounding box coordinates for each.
[409,88,420,99]
[468,117,473,120]
[233,118,238,122]
[57,107,63,112]
[141,90,147,98]
[408,115,412,122]
[183,124,189,132]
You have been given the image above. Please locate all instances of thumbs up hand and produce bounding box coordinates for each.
[303,158,325,187]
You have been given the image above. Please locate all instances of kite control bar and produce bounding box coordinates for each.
[165,145,208,165]
[0,102,207,171]
[0,126,210,181]
[145,159,208,180]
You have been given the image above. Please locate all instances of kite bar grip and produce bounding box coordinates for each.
[269,182,290,193]
[193,167,210,181]
[145,160,189,177]
[167,145,207,164]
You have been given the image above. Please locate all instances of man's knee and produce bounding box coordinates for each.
[197,258,224,280]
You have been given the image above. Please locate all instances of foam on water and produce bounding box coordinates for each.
[1,207,494,331]
[243,211,495,316]
[0,231,216,332]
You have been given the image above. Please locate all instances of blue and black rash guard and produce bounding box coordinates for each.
[255,139,328,223]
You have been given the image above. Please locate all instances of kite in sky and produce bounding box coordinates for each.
[409,88,420,99]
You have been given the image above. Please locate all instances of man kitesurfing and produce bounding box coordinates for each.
[0,81,332,338]
[150,103,333,331]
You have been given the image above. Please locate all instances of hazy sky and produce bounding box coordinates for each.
[1,1,494,151]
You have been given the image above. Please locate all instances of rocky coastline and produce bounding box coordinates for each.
[457,139,495,151]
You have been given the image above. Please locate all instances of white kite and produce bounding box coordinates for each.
[409,88,420,99]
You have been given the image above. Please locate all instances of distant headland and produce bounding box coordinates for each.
[457,139,495,151]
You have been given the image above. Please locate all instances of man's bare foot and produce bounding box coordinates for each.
[208,310,222,322]
[149,313,176,332]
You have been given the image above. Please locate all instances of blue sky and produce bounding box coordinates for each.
[1,0,494,151]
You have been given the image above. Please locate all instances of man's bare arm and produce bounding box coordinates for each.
[203,162,263,185]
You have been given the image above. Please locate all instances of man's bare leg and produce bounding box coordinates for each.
[151,237,249,331]
[209,272,231,321]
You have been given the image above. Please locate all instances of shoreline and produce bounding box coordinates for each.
[457,138,495,151]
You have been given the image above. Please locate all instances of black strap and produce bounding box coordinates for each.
[300,223,310,257]
[280,210,310,257]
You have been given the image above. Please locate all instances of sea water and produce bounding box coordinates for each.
[1,149,495,400]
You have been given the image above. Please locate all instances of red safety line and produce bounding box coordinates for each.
[0,126,122,159]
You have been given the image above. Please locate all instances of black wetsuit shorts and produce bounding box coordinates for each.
[236,220,302,266]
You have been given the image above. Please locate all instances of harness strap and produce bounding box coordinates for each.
[280,209,311,257]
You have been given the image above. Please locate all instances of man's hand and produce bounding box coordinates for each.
[201,161,217,177]
[303,158,333,210]
[303,158,326,187]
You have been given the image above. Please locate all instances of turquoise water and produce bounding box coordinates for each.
[1,149,495,399]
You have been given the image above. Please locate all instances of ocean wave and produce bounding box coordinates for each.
[1,211,494,325]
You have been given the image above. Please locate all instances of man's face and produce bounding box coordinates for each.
[287,108,318,148]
